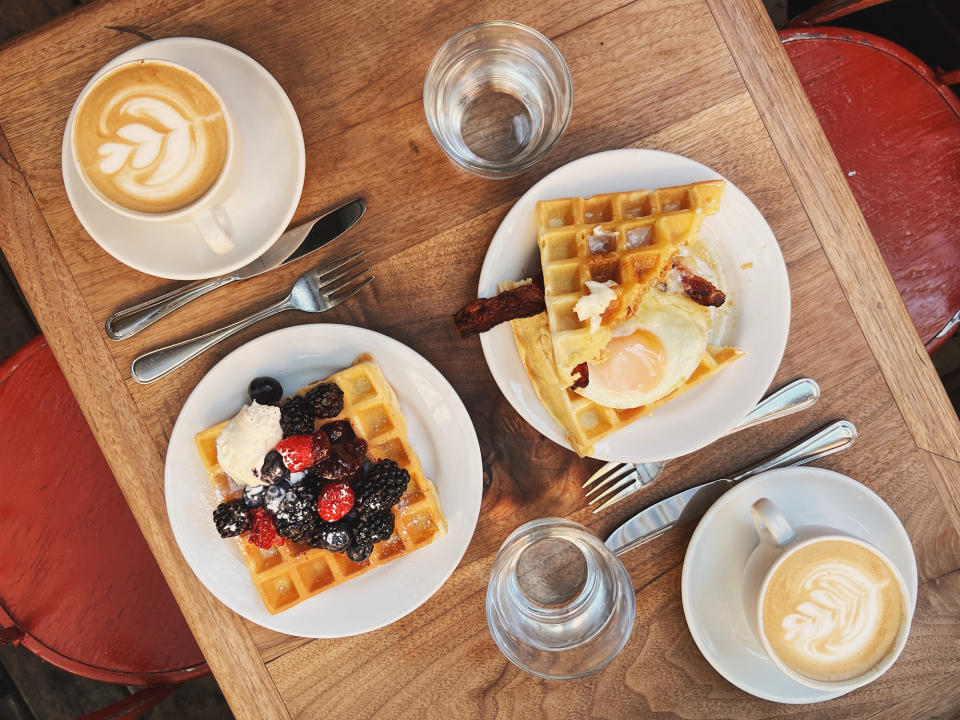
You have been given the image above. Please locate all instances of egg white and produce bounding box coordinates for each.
[576,291,709,409]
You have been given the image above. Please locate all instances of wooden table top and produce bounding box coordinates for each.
[2,0,960,717]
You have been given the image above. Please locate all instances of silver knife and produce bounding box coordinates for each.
[605,420,857,556]
[104,197,366,340]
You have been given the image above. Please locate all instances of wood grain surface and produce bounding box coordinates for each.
[1,0,959,717]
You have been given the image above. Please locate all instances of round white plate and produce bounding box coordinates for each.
[165,324,483,637]
[62,37,305,280]
[478,149,790,462]
[681,467,918,704]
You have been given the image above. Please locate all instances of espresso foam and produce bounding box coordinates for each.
[762,540,904,683]
[73,60,228,214]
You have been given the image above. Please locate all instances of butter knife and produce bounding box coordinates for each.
[104,197,366,340]
[605,420,857,556]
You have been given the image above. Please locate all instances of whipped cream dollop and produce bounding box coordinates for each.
[779,560,889,664]
[215,401,282,486]
[574,280,618,333]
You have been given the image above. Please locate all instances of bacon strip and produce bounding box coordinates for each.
[676,266,726,307]
[452,281,546,338]
[569,362,589,390]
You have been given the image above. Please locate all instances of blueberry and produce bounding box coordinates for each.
[249,376,283,405]
[242,484,265,508]
[346,542,373,562]
[264,480,290,515]
[260,450,290,485]
[321,521,352,552]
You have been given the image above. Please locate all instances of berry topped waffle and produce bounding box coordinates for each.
[195,354,447,614]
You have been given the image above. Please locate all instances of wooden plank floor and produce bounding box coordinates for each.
[0,0,954,718]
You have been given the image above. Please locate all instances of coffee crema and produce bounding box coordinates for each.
[72,60,228,214]
[762,539,904,683]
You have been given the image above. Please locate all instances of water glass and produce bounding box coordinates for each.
[423,22,573,178]
[486,518,635,679]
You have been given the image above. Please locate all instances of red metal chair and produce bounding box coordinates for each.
[780,21,960,351]
[0,336,208,719]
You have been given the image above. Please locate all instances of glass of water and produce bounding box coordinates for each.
[486,518,635,679]
[423,22,573,178]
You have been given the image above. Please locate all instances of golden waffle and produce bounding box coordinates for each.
[502,281,743,458]
[194,354,447,614]
[537,180,725,382]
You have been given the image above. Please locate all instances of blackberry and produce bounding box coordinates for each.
[213,500,252,537]
[276,512,320,543]
[353,510,394,546]
[309,520,352,552]
[356,460,409,516]
[264,480,290,515]
[279,396,314,437]
[305,382,344,419]
[274,486,314,526]
[346,542,373,563]
[260,450,290,485]
[248,376,283,405]
[242,484,266,508]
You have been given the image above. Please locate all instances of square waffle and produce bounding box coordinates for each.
[537,180,725,382]
[501,281,743,458]
[194,354,447,614]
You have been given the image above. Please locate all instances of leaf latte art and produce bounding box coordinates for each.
[73,60,229,214]
[762,540,905,682]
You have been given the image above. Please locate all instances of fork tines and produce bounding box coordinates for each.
[313,252,374,304]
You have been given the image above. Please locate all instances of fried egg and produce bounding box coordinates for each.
[575,291,709,409]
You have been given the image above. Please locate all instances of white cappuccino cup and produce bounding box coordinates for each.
[742,498,911,693]
[68,58,241,254]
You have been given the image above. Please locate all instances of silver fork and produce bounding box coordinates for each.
[130,253,373,384]
[583,377,821,513]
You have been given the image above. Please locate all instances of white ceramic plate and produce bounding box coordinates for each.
[62,37,305,280]
[165,324,483,637]
[681,467,918,703]
[478,149,790,462]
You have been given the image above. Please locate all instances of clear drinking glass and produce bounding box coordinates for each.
[423,21,573,178]
[486,518,635,679]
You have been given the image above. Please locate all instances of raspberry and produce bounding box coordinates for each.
[317,481,354,522]
[247,508,285,549]
[276,434,314,471]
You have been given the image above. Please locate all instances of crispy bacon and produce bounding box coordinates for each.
[569,362,589,390]
[676,266,726,307]
[452,281,546,338]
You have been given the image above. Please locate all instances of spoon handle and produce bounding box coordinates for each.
[130,297,292,384]
[105,275,235,341]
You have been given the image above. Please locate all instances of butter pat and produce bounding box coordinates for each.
[216,401,282,486]
[574,280,618,333]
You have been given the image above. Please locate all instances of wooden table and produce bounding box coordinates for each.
[2,0,960,717]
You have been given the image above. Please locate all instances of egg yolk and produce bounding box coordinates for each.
[590,330,667,393]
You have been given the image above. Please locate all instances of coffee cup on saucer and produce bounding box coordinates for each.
[742,497,911,693]
[69,58,240,254]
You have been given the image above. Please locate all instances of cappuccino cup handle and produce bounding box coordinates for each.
[751,498,796,548]
[194,205,235,254]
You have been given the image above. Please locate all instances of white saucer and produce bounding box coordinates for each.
[681,467,918,703]
[62,37,305,280]
[164,324,483,638]
[478,149,790,462]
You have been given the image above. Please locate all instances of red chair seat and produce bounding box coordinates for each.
[781,27,960,351]
[0,337,205,685]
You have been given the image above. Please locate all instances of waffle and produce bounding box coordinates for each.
[537,180,725,382]
[502,281,743,458]
[194,354,447,614]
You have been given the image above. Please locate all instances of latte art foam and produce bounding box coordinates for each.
[763,540,904,682]
[73,61,229,214]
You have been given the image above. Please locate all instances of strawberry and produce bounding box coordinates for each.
[276,434,314,471]
[247,508,285,549]
[317,481,354,522]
